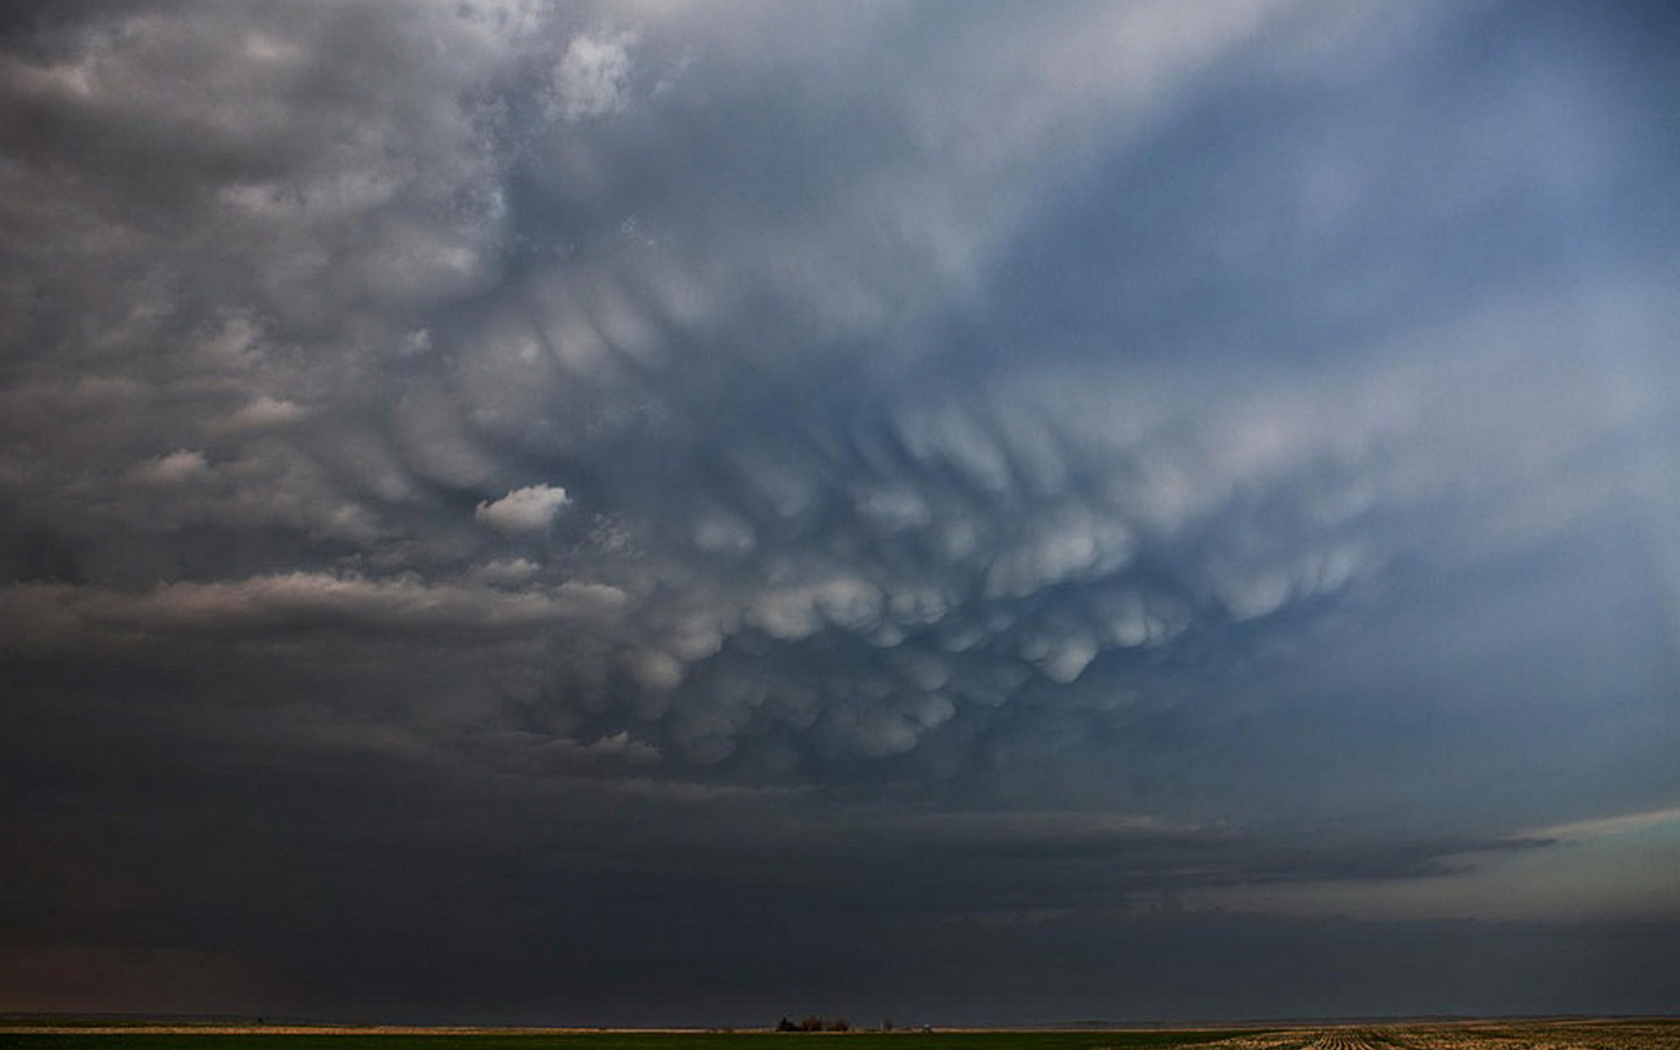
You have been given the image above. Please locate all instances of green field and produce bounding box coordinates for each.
[0,1031,1259,1050]
[4,1020,1680,1050]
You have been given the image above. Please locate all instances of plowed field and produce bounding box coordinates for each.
[1195,1019,1680,1050]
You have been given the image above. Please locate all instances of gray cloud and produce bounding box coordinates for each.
[2,0,1678,1022]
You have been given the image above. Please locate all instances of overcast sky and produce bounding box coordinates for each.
[2,0,1679,1026]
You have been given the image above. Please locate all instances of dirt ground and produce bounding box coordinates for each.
[1195,1019,1680,1050]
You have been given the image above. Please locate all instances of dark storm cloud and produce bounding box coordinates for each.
[2,0,1679,1022]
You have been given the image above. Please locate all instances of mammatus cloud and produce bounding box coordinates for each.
[0,0,1670,797]
[2,0,1678,1022]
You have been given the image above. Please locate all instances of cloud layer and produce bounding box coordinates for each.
[2,0,1678,1023]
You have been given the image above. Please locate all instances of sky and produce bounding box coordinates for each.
[2,0,1679,1027]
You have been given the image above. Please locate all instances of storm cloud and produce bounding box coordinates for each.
[2,0,1678,1024]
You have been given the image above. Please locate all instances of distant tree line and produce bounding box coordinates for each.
[777,1016,851,1032]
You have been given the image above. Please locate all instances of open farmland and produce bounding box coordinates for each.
[1198,1018,1680,1048]
[2,1020,1678,1050]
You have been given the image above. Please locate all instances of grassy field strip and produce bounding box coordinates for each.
[0,1032,1264,1050]
[1,1021,1677,1050]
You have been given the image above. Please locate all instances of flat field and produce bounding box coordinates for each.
[1,1020,1677,1050]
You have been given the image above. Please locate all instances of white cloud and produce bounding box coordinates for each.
[551,30,637,122]
[1528,806,1680,843]
[0,574,628,651]
[745,576,883,640]
[580,730,662,765]
[130,449,211,485]
[1037,634,1100,685]
[475,483,572,532]
[627,648,685,690]
[217,396,306,430]
[692,512,755,555]
[983,508,1135,600]
[1092,589,1186,649]
[665,610,731,662]
[469,557,543,587]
